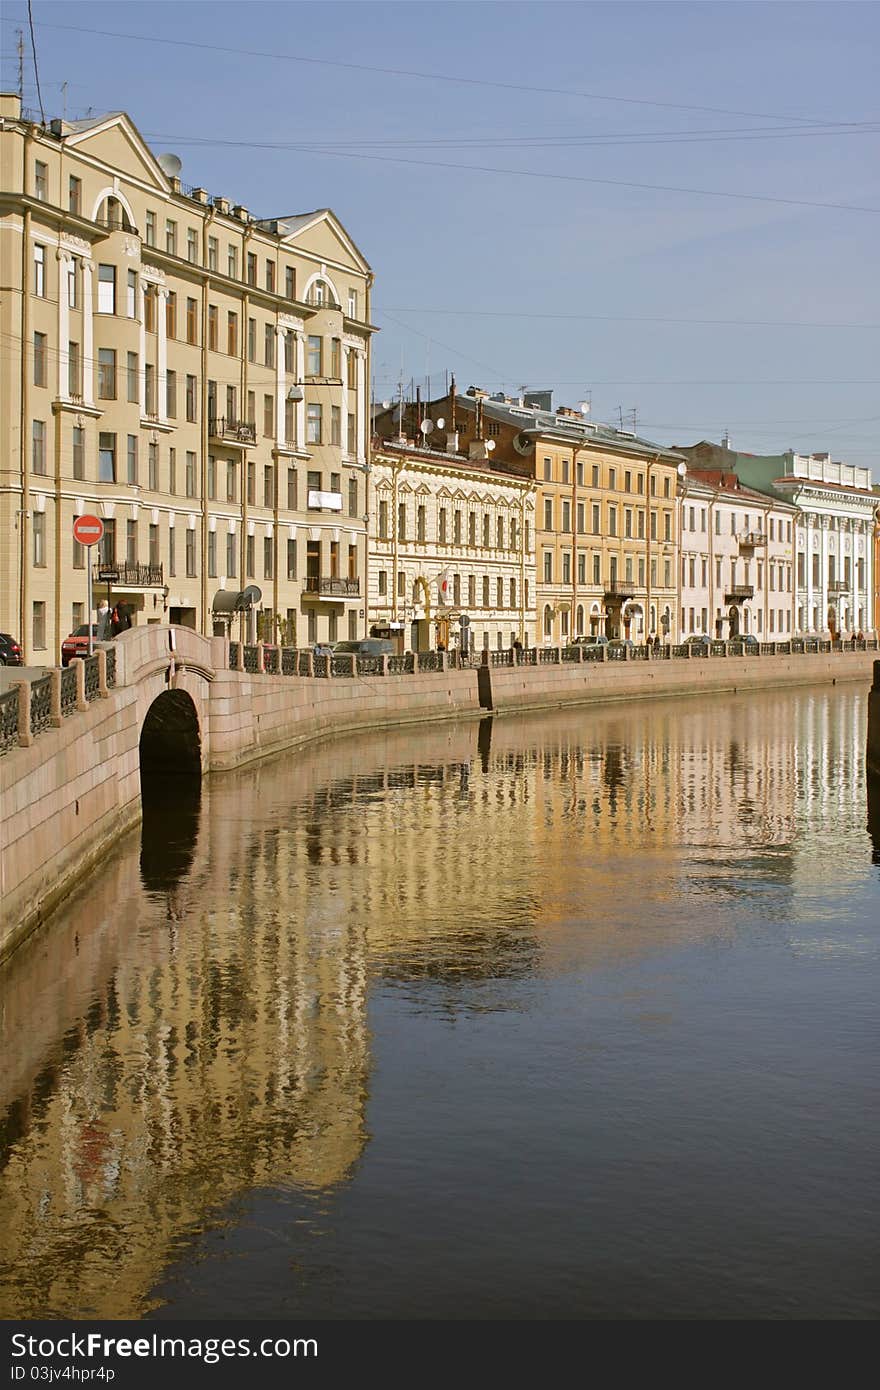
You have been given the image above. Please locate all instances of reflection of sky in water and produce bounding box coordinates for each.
[1,684,878,1320]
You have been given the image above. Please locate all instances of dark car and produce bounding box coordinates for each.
[684,634,711,650]
[0,633,23,666]
[332,638,394,656]
[740,634,759,651]
[61,624,100,666]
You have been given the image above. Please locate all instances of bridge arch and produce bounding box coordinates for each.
[139,688,202,779]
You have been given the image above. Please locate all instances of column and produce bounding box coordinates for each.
[295,332,306,444]
[57,252,71,400]
[340,344,349,455]
[81,261,95,407]
[138,282,148,415]
[157,286,169,421]
[804,514,814,630]
[355,348,366,463]
[820,516,830,632]
[275,326,286,443]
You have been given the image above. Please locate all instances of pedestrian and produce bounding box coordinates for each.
[512,638,522,652]
[110,600,132,637]
[437,640,446,652]
[96,600,111,642]
[652,633,661,653]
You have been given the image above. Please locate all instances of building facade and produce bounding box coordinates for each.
[0,95,373,661]
[370,440,536,650]
[678,469,797,639]
[377,387,683,645]
[678,441,878,638]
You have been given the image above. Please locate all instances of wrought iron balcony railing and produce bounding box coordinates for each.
[725,584,754,602]
[92,561,164,587]
[209,417,257,446]
[303,576,360,597]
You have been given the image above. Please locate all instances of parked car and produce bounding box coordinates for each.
[60,624,100,666]
[607,638,636,653]
[683,634,712,650]
[0,633,23,666]
[332,638,394,657]
[740,634,759,651]
[569,634,608,647]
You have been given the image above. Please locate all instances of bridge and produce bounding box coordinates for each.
[2,624,878,961]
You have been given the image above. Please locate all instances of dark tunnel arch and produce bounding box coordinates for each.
[139,689,202,779]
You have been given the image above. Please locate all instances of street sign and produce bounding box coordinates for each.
[460,614,470,627]
[74,516,104,659]
[97,568,119,583]
[73,514,104,547]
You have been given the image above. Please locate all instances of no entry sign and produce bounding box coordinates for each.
[73,514,104,546]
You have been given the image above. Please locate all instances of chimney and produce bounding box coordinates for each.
[0,93,22,120]
[191,187,209,204]
[233,205,250,223]
[213,196,230,215]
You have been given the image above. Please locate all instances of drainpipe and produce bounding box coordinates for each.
[571,444,579,636]
[364,268,374,639]
[19,135,32,661]
[199,206,215,635]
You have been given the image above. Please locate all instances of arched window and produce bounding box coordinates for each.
[96,194,135,232]
[543,604,553,637]
[576,604,584,636]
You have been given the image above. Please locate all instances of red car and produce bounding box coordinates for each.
[60,624,100,666]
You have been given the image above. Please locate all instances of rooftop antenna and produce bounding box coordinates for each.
[16,29,24,102]
[61,80,68,121]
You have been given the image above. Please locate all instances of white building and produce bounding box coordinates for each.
[678,469,797,639]
[678,443,878,637]
[369,440,536,651]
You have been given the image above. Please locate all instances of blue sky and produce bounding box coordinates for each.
[4,1,879,471]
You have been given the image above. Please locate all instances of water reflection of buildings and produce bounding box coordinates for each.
[0,689,872,1317]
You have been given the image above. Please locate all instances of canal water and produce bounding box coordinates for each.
[1,686,878,1320]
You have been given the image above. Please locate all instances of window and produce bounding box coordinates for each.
[246,534,255,578]
[186,297,197,344]
[32,602,46,651]
[32,332,47,388]
[287,538,297,579]
[482,575,490,607]
[186,528,197,577]
[543,497,553,531]
[287,468,297,510]
[264,323,275,368]
[543,458,552,482]
[68,174,82,215]
[186,451,197,498]
[247,462,256,505]
[65,257,78,309]
[228,244,238,279]
[97,263,115,313]
[285,266,296,300]
[98,432,116,482]
[126,519,138,564]
[577,553,586,584]
[592,503,600,535]
[260,464,273,508]
[307,335,322,376]
[166,370,177,419]
[543,552,552,583]
[73,530,85,569]
[185,374,197,423]
[561,500,571,533]
[265,260,276,293]
[378,569,387,596]
[145,362,156,416]
[609,468,616,491]
[453,574,461,605]
[263,394,274,438]
[608,505,617,537]
[208,305,218,351]
[348,288,357,317]
[127,351,139,403]
[207,455,216,500]
[125,269,137,318]
[165,220,177,255]
[510,578,517,607]
[398,502,406,542]
[347,351,358,390]
[264,535,274,578]
[34,160,48,200]
[226,533,237,577]
[561,458,570,485]
[226,311,238,357]
[207,531,217,577]
[207,236,218,271]
[168,525,176,575]
[379,500,389,539]
[454,510,462,545]
[145,210,156,246]
[72,425,85,479]
[326,404,340,446]
[562,553,571,584]
[32,511,45,566]
[347,412,356,456]
[226,459,237,502]
[139,284,154,333]
[307,403,322,444]
[593,554,601,585]
[98,349,116,400]
[247,252,257,286]
[183,227,195,263]
[126,435,138,484]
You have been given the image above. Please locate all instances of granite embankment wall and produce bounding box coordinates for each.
[1,626,876,962]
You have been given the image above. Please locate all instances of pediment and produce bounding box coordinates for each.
[277,209,371,274]
[65,115,170,192]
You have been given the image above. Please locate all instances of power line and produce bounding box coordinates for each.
[142,131,880,217]
[26,0,44,125]
[3,14,869,128]
[378,307,880,331]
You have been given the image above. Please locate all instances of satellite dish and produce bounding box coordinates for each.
[485,438,496,451]
[578,400,591,415]
[157,153,182,179]
[420,419,434,435]
[235,584,263,611]
[677,462,688,477]
[435,417,446,429]
[381,399,391,410]
[512,431,534,456]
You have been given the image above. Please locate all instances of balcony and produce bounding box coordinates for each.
[828,579,849,594]
[302,576,360,602]
[604,580,636,602]
[307,489,344,512]
[92,561,164,588]
[725,584,754,603]
[209,417,256,447]
[738,531,765,552]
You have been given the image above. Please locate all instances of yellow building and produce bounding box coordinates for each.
[0,95,374,661]
[376,386,683,643]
